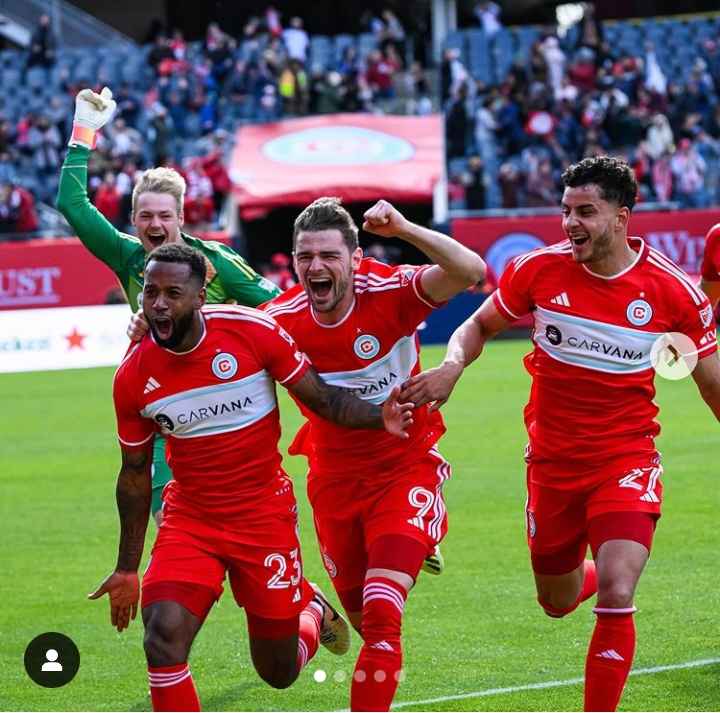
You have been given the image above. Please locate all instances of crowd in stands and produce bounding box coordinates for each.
[446,5,720,211]
[0,8,431,237]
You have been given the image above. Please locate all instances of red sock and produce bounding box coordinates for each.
[297,599,323,672]
[540,559,598,617]
[351,577,407,712]
[148,663,200,711]
[584,608,637,711]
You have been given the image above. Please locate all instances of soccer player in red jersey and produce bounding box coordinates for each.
[401,156,720,712]
[699,222,720,308]
[88,243,414,712]
[265,197,486,711]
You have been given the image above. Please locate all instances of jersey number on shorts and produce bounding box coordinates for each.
[264,548,302,589]
[407,487,436,532]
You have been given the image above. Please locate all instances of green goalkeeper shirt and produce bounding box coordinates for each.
[56,145,280,310]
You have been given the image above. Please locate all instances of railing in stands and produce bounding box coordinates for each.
[0,0,135,48]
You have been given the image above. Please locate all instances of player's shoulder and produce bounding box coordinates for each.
[202,303,279,330]
[354,258,421,295]
[644,244,707,305]
[263,283,309,323]
[112,338,150,390]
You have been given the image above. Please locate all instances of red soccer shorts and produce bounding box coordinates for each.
[141,479,309,621]
[307,446,451,593]
[525,454,663,575]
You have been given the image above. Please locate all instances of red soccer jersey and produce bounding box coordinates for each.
[113,304,311,518]
[700,222,720,282]
[265,258,446,477]
[492,237,717,489]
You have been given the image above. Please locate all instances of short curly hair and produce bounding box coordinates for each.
[145,243,206,288]
[561,156,637,211]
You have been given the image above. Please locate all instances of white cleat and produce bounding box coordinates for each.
[311,583,351,656]
[421,545,444,576]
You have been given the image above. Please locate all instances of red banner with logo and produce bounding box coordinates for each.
[230,114,442,220]
[0,232,231,310]
[453,208,716,283]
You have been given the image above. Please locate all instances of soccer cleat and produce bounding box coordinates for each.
[421,545,444,575]
[310,583,351,656]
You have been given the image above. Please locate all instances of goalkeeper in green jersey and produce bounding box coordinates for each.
[57,87,280,525]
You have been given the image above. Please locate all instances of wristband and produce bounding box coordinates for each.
[69,124,97,149]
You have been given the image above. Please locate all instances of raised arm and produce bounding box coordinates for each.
[56,87,135,270]
[362,199,486,302]
[400,293,512,410]
[287,366,414,438]
[88,443,152,631]
[691,353,720,421]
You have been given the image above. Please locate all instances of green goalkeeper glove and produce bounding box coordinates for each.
[69,86,117,149]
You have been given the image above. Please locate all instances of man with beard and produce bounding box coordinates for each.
[57,87,279,524]
[90,243,414,712]
[400,156,720,712]
[264,197,486,711]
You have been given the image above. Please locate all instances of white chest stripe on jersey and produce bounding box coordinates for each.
[141,370,277,438]
[319,335,418,404]
[534,306,663,374]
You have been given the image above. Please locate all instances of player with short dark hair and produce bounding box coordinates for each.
[265,196,486,711]
[88,243,414,712]
[401,155,720,712]
[57,87,280,524]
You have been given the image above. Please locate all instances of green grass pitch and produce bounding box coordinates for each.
[2,340,719,711]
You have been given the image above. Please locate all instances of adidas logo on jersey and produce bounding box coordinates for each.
[550,292,571,307]
[595,649,625,661]
[143,377,161,394]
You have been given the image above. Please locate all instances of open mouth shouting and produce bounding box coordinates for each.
[152,315,173,341]
[569,233,590,247]
[146,232,167,249]
[307,275,334,303]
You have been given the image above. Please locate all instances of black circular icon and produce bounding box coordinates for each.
[24,632,80,688]
[546,325,562,346]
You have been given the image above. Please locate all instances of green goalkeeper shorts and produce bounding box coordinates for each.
[151,435,173,516]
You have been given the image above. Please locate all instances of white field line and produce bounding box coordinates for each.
[391,657,720,710]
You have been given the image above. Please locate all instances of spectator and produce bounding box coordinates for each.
[366,48,400,100]
[670,138,707,208]
[95,172,122,227]
[446,85,469,159]
[380,9,405,52]
[27,115,62,176]
[498,161,522,208]
[265,6,283,38]
[148,103,173,164]
[264,252,296,291]
[0,182,38,237]
[182,159,215,227]
[463,155,487,210]
[114,83,142,128]
[108,118,143,162]
[26,14,56,70]
[575,2,603,55]
[283,17,309,64]
[644,42,667,97]
[441,48,469,104]
[474,2,502,37]
[200,134,232,213]
[645,113,674,160]
[540,37,566,100]
[147,35,175,75]
[525,157,557,207]
[651,150,673,202]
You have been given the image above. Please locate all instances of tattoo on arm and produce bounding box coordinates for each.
[115,446,152,572]
[290,368,383,429]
